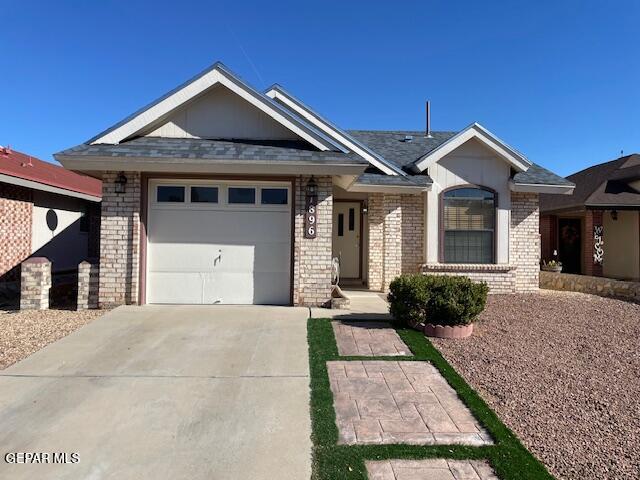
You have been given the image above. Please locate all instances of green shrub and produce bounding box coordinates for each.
[388,274,488,328]
[387,274,431,328]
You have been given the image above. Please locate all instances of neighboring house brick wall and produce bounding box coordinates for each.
[539,214,558,262]
[0,183,33,279]
[293,175,333,307]
[510,192,540,292]
[99,172,141,307]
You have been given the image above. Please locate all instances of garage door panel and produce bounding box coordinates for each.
[148,210,290,243]
[147,181,292,305]
[148,242,290,273]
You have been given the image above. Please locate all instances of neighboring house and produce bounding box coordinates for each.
[56,62,572,307]
[540,154,640,281]
[0,146,102,305]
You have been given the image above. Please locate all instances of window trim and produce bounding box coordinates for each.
[438,184,497,264]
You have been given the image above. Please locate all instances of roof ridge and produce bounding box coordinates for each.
[346,129,458,135]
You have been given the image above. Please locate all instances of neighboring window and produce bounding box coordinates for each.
[443,187,495,264]
[157,186,185,203]
[338,213,344,236]
[261,188,288,205]
[191,186,218,203]
[228,187,256,204]
[348,208,355,231]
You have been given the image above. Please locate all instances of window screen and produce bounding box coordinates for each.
[157,186,185,202]
[443,188,495,263]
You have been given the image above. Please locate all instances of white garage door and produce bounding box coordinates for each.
[146,180,291,305]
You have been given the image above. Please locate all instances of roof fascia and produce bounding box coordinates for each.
[509,180,574,195]
[87,63,346,153]
[412,123,531,173]
[0,173,101,202]
[265,84,404,176]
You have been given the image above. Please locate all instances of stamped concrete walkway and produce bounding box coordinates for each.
[328,361,492,445]
[366,459,498,480]
[332,321,412,356]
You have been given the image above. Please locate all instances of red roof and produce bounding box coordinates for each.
[0,147,101,199]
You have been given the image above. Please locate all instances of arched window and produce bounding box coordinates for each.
[442,187,495,264]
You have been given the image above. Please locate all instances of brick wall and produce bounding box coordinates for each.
[422,264,516,294]
[99,172,141,307]
[0,183,33,279]
[367,193,425,291]
[293,175,333,306]
[510,192,540,292]
[539,214,558,262]
[367,193,384,291]
[400,193,424,275]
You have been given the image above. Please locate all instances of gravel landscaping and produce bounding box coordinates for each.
[0,309,104,369]
[431,290,640,480]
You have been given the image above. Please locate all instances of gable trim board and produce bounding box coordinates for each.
[412,123,532,173]
[266,84,405,176]
[88,62,347,153]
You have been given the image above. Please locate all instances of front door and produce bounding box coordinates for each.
[332,202,361,279]
[558,218,582,274]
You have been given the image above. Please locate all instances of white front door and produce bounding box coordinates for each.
[146,180,291,305]
[332,202,361,279]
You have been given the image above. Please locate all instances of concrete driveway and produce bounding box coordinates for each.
[0,306,311,480]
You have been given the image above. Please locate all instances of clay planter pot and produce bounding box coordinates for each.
[424,323,474,339]
[541,265,562,273]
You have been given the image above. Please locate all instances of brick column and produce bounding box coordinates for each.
[99,172,141,307]
[77,261,99,310]
[367,193,384,291]
[510,192,540,292]
[293,175,333,307]
[382,194,402,290]
[20,257,51,310]
[584,209,604,277]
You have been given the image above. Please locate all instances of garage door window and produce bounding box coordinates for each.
[157,186,185,203]
[261,188,288,205]
[228,187,256,204]
[191,186,218,203]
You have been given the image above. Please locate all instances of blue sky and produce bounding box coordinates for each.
[1,0,638,176]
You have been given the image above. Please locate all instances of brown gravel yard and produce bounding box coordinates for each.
[431,291,640,480]
[0,309,104,370]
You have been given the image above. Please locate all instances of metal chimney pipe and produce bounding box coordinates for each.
[425,101,432,138]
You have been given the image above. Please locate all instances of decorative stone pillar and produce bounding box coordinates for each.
[77,261,99,310]
[584,210,604,277]
[20,257,51,310]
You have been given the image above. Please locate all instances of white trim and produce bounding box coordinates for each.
[0,173,101,202]
[266,86,403,176]
[509,180,575,195]
[412,123,532,173]
[89,64,345,153]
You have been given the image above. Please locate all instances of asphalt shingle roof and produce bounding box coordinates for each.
[354,172,432,187]
[540,154,640,212]
[58,137,367,165]
[347,130,457,169]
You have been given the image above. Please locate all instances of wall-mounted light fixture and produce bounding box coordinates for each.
[610,210,618,221]
[305,176,318,199]
[115,171,127,194]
